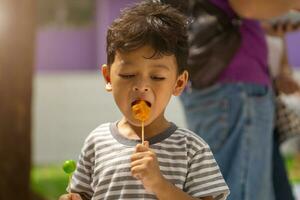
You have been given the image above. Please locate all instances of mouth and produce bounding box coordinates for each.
[131,99,152,107]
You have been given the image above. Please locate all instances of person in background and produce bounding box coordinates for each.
[160,0,300,199]
[263,19,300,200]
[263,19,300,96]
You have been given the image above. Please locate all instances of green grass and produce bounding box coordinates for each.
[31,165,69,200]
[285,155,300,184]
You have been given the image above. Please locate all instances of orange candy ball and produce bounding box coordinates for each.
[131,100,150,121]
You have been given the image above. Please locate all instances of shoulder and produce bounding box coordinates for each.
[86,123,111,139]
[82,123,112,149]
[172,127,210,150]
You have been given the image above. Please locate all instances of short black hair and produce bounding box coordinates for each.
[106,1,188,73]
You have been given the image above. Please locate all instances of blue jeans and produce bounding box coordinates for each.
[273,130,295,200]
[180,83,275,200]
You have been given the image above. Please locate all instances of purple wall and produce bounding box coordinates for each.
[96,0,140,66]
[35,0,140,71]
[35,28,97,71]
[35,27,97,71]
[286,32,300,68]
[35,0,300,71]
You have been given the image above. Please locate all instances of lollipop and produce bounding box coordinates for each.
[131,100,151,143]
[63,160,76,193]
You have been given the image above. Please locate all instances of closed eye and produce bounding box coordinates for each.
[119,74,135,79]
[151,76,166,81]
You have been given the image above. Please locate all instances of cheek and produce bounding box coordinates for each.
[113,89,127,101]
[155,83,175,95]
[112,86,131,110]
[154,85,173,105]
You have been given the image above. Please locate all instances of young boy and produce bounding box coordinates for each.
[59,1,229,200]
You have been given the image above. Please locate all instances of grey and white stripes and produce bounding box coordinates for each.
[68,122,229,200]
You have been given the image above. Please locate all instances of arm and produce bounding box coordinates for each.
[262,20,300,94]
[229,0,300,19]
[275,37,300,94]
[153,179,213,200]
[131,142,213,200]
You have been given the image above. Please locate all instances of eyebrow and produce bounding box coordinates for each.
[119,61,170,71]
[119,60,133,66]
[151,64,170,71]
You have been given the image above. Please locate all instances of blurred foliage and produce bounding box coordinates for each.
[31,165,68,200]
[37,0,96,27]
[285,154,300,184]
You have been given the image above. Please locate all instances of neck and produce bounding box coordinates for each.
[118,115,170,140]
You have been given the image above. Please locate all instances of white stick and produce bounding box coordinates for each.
[142,121,144,144]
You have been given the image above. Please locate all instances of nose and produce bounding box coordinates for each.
[133,81,150,92]
[133,86,149,92]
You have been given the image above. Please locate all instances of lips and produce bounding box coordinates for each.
[131,99,151,107]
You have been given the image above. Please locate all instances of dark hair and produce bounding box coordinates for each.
[106,1,188,73]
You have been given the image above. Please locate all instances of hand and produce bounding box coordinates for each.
[274,74,300,95]
[130,141,165,193]
[261,20,300,37]
[58,193,82,200]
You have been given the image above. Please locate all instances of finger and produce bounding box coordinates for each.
[281,20,289,32]
[131,158,145,169]
[59,194,71,200]
[131,154,155,168]
[131,165,146,179]
[132,173,142,180]
[277,21,285,35]
[296,22,300,29]
[261,22,276,34]
[285,20,294,32]
[131,151,151,162]
[71,193,83,200]
[143,141,149,148]
[292,21,300,30]
[135,143,149,152]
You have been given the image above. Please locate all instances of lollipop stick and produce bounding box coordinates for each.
[142,120,144,144]
[68,174,72,194]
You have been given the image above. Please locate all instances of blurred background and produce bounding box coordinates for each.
[1,0,300,199]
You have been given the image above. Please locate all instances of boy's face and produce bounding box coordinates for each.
[103,45,188,127]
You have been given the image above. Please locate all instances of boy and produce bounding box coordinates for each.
[59,1,229,200]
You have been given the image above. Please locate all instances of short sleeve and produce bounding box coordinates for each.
[67,136,95,200]
[184,144,229,200]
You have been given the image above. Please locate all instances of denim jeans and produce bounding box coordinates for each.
[273,130,295,200]
[180,83,275,200]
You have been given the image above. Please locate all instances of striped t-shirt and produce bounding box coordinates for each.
[68,122,229,200]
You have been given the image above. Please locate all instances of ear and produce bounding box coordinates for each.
[173,70,188,96]
[101,64,110,83]
[101,64,112,92]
